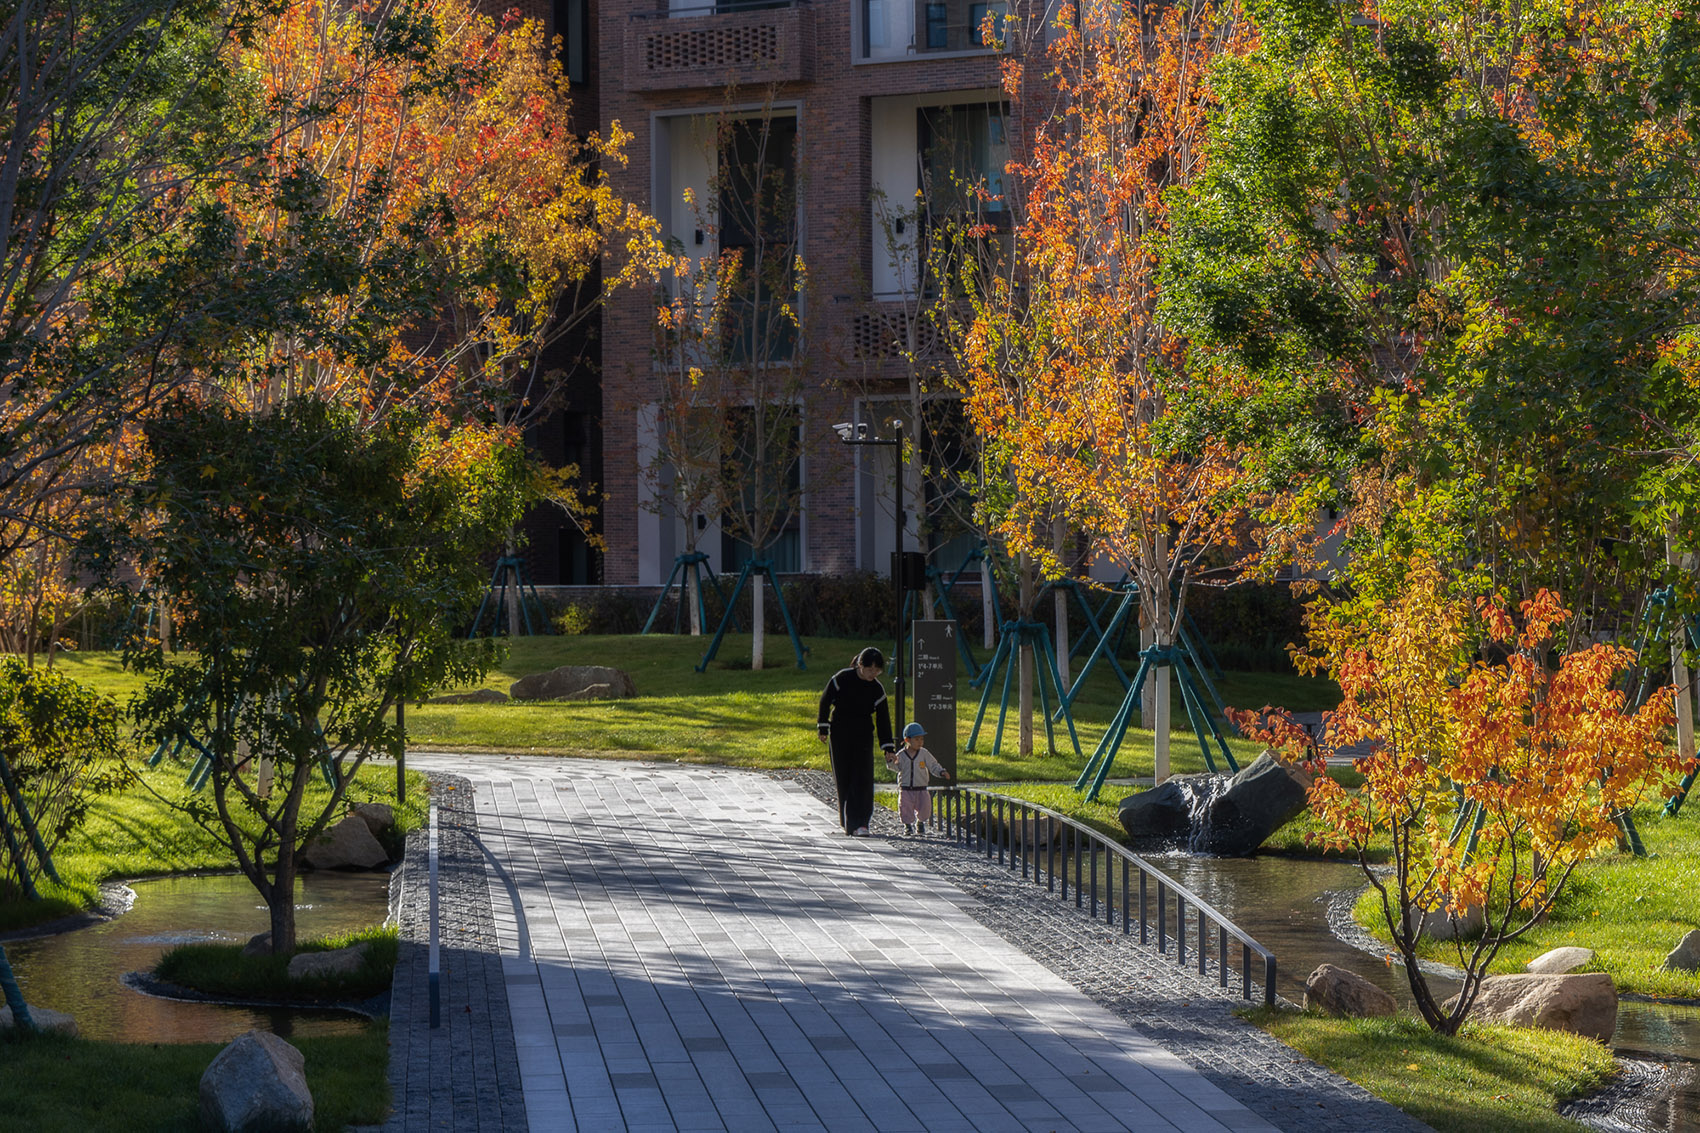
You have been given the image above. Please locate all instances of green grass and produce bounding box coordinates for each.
[0,1023,390,1132]
[155,925,399,1001]
[1247,1009,1617,1133]
[0,764,427,933]
[39,639,1339,782]
[1351,803,1700,1001]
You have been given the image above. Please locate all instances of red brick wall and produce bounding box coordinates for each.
[597,0,1040,584]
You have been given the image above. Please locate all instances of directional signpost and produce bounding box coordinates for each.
[910,620,958,778]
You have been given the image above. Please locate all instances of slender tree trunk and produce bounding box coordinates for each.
[506,557,521,637]
[688,569,702,636]
[1670,520,1695,767]
[752,571,766,671]
[1053,518,1070,687]
[982,567,995,648]
[1019,552,1034,757]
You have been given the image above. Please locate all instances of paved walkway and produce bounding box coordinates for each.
[385,754,1429,1133]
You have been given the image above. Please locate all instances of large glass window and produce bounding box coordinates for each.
[859,0,1004,59]
[918,102,1008,217]
[717,115,799,365]
[719,405,803,573]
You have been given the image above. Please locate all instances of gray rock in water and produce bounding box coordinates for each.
[509,665,636,702]
[427,688,510,705]
[1664,929,1700,972]
[1528,946,1595,975]
[199,1030,314,1132]
[301,815,389,870]
[1409,902,1485,941]
[1305,964,1396,1018]
[1189,751,1311,856]
[0,1004,77,1036]
[1117,775,1221,841]
[1446,972,1618,1043]
[287,942,370,981]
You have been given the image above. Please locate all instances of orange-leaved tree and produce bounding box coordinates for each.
[220,0,662,428]
[1236,558,1686,1034]
[961,0,1261,772]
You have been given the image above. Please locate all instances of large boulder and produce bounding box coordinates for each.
[1409,902,1486,942]
[199,1030,314,1133]
[240,932,273,958]
[1528,946,1595,975]
[1189,752,1312,856]
[509,665,636,702]
[1447,972,1618,1043]
[427,688,510,705]
[288,943,370,982]
[1662,929,1700,972]
[1117,775,1220,841]
[349,802,394,836]
[301,815,389,870]
[1304,964,1396,1018]
[0,1004,77,1036]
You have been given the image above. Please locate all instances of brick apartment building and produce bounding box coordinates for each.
[514,0,1027,589]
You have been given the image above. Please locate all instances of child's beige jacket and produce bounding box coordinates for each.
[890,746,948,789]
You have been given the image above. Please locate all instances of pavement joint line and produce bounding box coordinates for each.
[383,755,1433,1133]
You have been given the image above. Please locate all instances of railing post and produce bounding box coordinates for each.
[1243,945,1252,1001]
[1264,955,1277,1008]
[428,800,441,1029]
[1219,926,1229,987]
[1122,859,1130,933]
[1073,834,1083,909]
[1140,871,1149,944]
[1198,907,1208,977]
[1089,842,1098,919]
[1156,881,1166,952]
[1020,806,1029,879]
[1177,897,1187,967]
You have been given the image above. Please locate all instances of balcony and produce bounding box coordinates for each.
[858,0,1010,62]
[626,0,814,92]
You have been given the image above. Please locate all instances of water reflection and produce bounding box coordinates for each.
[4,872,390,1044]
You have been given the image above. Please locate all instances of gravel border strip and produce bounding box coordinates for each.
[380,773,525,1133]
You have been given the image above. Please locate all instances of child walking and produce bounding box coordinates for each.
[887,722,950,835]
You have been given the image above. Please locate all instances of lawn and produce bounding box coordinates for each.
[1247,1009,1618,1133]
[1351,802,1700,1001]
[0,1024,391,1132]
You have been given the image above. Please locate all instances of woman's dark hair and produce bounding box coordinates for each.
[854,647,886,670]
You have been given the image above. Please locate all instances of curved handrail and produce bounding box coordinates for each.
[931,785,1277,1006]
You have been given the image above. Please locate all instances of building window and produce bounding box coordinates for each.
[719,404,803,573]
[552,0,588,84]
[717,115,799,365]
[918,102,1008,216]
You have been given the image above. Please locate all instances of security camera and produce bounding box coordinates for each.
[833,421,854,442]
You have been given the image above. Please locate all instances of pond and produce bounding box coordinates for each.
[3,871,391,1044]
[1148,850,1700,1126]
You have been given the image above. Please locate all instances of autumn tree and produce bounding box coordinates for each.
[961,0,1278,771]
[108,398,526,953]
[1238,558,1685,1033]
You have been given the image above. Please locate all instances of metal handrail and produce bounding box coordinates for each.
[631,0,799,19]
[931,785,1277,1006]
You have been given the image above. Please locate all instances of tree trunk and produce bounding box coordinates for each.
[1019,552,1034,757]
[1669,521,1695,768]
[687,569,702,636]
[752,571,766,671]
[981,566,995,648]
[1053,518,1069,687]
[506,560,522,637]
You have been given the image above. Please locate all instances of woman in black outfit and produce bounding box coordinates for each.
[817,646,896,836]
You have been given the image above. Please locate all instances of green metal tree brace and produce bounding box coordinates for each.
[642,552,739,635]
[1073,643,1240,802]
[964,620,1083,762]
[695,559,808,671]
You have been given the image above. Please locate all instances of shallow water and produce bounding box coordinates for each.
[4,871,390,1044]
[1145,850,1700,1079]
